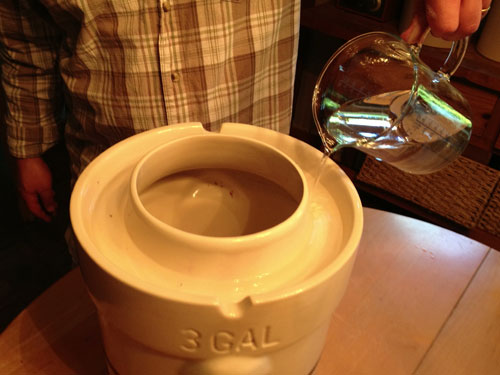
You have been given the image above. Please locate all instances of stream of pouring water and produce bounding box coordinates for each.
[312,144,344,192]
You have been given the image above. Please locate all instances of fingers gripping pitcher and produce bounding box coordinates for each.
[313,31,473,174]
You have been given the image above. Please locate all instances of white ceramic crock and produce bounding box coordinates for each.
[70,123,363,375]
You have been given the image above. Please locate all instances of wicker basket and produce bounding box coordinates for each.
[356,156,500,228]
[477,181,500,236]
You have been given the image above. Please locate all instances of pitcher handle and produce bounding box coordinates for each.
[410,28,469,80]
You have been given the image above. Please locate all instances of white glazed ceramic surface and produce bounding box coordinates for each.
[71,123,363,375]
[128,134,316,298]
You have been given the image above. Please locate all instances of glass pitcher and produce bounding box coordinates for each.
[312,31,472,174]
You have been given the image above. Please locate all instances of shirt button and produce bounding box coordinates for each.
[162,1,171,12]
[171,72,180,82]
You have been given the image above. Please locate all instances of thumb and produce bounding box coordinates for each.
[401,0,428,44]
[39,188,57,214]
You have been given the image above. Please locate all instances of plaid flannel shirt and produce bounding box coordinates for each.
[0,0,299,176]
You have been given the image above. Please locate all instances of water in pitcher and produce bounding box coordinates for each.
[321,87,472,174]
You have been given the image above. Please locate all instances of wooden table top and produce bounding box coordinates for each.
[1,208,499,375]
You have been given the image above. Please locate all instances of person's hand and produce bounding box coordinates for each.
[16,157,57,222]
[401,0,492,44]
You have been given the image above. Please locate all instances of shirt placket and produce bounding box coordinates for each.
[158,0,181,124]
